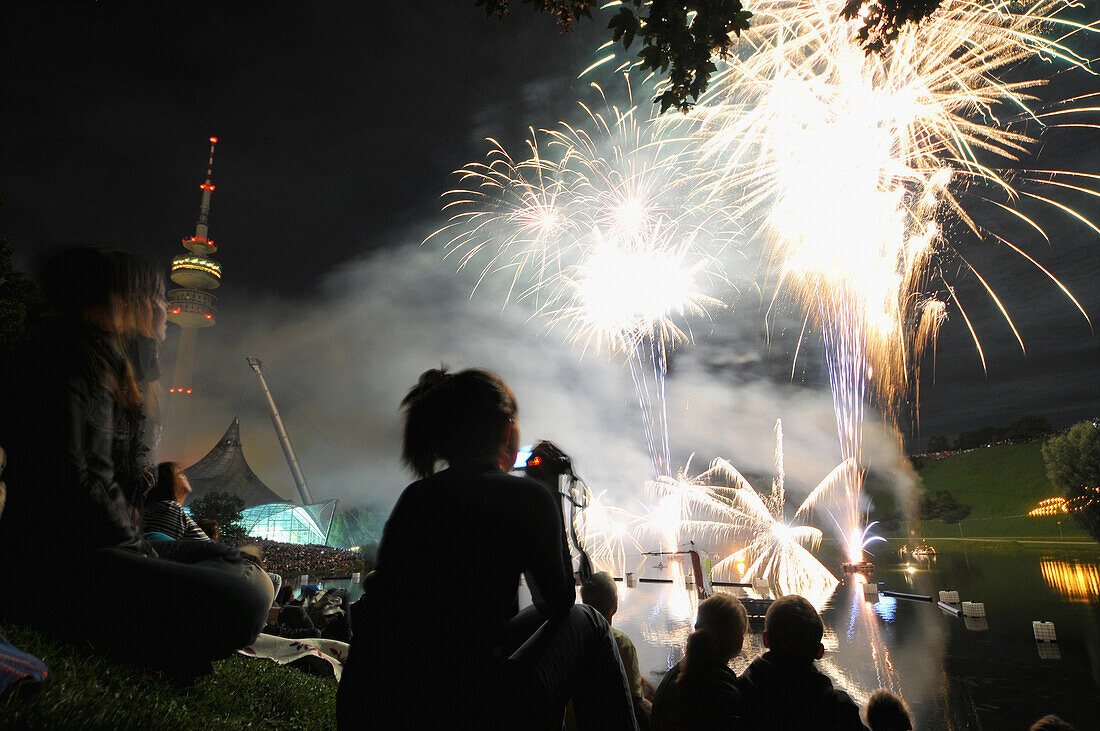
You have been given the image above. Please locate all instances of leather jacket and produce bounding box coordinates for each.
[0,321,149,564]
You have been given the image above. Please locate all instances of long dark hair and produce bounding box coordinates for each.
[400,367,518,478]
[40,247,164,416]
[679,593,748,684]
[148,462,181,504]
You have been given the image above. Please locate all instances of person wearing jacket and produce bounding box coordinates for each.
[0,248,269,680]
[336,367,637,730]
[737,595,867,730]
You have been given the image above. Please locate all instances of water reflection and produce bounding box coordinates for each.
[1040,558,1100,602]
[962,616,988,632]
[872,595,897,622]
[1037,642,1062,661]
[613,547,1100,728]
[635,561,697,671]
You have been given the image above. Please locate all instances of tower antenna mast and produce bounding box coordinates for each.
[245,357,314,505]
[165,137,224,449]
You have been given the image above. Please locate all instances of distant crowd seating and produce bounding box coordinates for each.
[231,537,363,576]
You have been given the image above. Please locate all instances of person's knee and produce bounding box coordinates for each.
[241,561,276,606]
[566,602,616,647]
[569,602,606,629]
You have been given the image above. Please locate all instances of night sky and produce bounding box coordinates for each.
[1,2,605,289]
[3,2,1099,504]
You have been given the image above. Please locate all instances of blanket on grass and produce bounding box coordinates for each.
[238,633,349,680]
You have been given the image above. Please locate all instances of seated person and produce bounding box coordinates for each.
[0,248,269,681]
[336,367,636,730]
[142,462,210,541]
[580,572,656,726]
[738,594,866,730]
[865,690,912,731]
[1030,716,1077,731]
[197,519,220,541]
[651,593,748,731]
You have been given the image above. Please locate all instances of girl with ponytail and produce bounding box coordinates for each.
[338,367,638,730]
[652,593,748,729]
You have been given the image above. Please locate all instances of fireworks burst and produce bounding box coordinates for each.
[707,420,842,599]
[637,421,843,601]
[682,0,1098,559]
[575,489,645,576]
[434,84,733,475]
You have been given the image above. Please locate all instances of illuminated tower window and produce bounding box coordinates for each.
[167,137,222,403]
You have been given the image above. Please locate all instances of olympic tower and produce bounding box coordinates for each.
[167,137,222,421]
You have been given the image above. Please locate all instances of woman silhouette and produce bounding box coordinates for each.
[337,368,636,729]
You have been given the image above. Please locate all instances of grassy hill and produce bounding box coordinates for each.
[876,442,1088,539]
[0,623,335,729]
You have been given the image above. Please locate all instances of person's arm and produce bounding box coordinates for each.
[521,482,575,618]
[61,373,146,552]
[619,634,645,702]
[180,505,212,541]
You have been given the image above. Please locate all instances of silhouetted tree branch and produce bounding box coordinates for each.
[479,0,944,112]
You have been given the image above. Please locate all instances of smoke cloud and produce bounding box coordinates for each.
[161,234,916,528]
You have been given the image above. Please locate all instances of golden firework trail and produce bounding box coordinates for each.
[678,0,1098,559]
[637,421,847,600]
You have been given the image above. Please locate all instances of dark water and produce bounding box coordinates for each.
[610,546,1100,730]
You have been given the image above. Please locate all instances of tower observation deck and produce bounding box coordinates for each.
[167,137,222,399]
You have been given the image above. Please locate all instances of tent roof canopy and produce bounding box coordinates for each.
[184,418,288,508]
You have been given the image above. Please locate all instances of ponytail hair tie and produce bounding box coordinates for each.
[402,365,452,407]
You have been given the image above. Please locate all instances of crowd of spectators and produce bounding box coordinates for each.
[0,250,1085,728]
[231,537,364,576]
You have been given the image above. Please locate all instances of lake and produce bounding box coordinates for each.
[610,544,1100,729]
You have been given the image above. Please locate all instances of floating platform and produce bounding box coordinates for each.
[742,598,775,618]
[882,590,934,602]
[938,601,962,616]
[841,561,875,575]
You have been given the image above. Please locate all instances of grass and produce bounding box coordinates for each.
[875,442,1089,539]
[0,623,336,729]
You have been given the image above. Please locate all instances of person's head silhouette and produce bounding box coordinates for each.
[679,593,748,683]
[763,594,825,661]
[400,367,518,478]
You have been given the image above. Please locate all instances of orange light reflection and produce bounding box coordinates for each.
[1040,559,1100,602]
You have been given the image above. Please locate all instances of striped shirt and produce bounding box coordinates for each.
[143,500,211,541]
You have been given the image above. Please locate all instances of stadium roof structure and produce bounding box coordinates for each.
[184,418,337,544]
[184,418,287,507]
[240,501,338,545]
